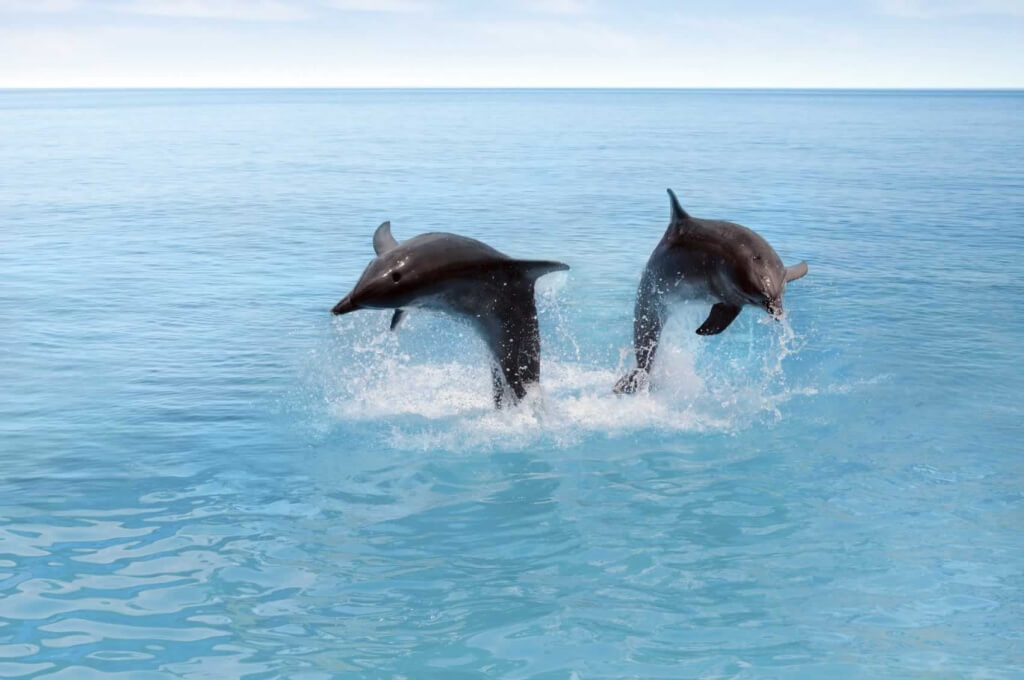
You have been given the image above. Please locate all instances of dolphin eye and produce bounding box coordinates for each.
[391,271,402,283]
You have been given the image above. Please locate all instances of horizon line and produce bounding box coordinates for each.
[2,86,1023,92]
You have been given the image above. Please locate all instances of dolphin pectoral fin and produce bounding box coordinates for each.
[614,368,649,395]
[389,309,406,331]
[785,261,808,282]
[372,221,399,255]
[697,303,742,335]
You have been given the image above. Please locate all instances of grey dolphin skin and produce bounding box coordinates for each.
[614,190,808,394]
[332,221,569,407]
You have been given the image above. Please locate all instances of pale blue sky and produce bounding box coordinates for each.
[1,0,1022,87]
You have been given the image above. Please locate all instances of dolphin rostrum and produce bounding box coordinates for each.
[332,221,569,407]
[614,190,808,394]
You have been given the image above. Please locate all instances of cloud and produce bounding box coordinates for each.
[875,0,1024,17]
[321,0,430,11]
[0,0,436,19]
[122,0,310,21]
[472,18,637,52]
[0,0,80,11]
[517,0,591,15]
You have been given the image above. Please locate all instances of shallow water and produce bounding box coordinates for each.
[1,89,1023,678]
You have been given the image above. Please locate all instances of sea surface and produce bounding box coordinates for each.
[1,89,1022,678]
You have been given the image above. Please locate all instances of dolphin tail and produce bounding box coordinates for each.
[490,364,514,409]
[613,367,649,395]
[784,261,808,283]
[476,281,545,407]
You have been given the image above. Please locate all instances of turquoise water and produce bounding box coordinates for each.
[1,89,1022,678]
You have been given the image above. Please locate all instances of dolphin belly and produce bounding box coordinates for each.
[615,253,706,394]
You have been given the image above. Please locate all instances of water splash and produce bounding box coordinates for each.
[761,311,807,378]
[536,271,582,363]
[313,300,818,451]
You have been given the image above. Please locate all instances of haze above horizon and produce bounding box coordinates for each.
[2,0,1022,89]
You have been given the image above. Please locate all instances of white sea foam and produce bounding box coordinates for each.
[315,299,827,451]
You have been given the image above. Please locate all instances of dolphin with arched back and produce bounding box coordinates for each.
[614,190,808,394]
[332,221,569,407]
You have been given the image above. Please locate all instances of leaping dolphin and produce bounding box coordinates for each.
[614,190,808,394]
[332,221,569,407]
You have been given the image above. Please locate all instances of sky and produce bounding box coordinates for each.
[1,0,1022,88]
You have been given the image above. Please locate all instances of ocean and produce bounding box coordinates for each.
[1,89,1022,678]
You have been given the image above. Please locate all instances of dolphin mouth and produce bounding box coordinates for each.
[331,295,359,315]
[765,300,784,319]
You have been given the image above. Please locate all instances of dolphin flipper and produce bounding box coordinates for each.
[697,303,742,335]
[784,261,808,282]
[373,221,399,255]
[389,309,406,331]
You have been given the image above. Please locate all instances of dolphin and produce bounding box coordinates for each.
[614,189,808,394]
[332,221,569,407]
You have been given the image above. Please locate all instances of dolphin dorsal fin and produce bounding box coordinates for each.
[373,221,399,255]
[784,261,808,283]
[510,259,570,281]
[667,188,690,222]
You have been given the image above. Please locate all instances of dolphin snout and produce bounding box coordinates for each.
[766,299,784,319]
[331,294,359,315]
